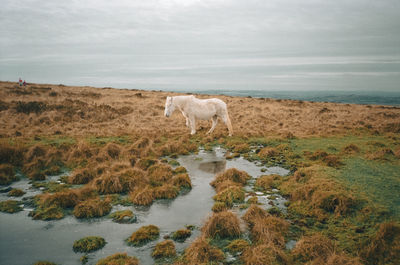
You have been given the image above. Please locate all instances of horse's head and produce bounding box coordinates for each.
[164,96,175,117]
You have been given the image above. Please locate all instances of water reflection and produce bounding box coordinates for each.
[198,160,226,174]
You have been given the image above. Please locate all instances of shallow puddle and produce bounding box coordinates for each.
[0,147,290,265]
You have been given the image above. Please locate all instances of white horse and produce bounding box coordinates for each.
[164,95,233,136]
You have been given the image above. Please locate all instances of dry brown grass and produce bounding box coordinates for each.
[127,225,159,246]
[130,186,154,206]
[362,221,400,265]
[210,168,251,189]
[241,243,289,265]
[292,233,336,263]
[73,197,112,218]
[258,147,279,158]
[1,81,399,138]
[242,204,268,227]
[255,174,281,190]
[147,163,173,186]
[202,211,241,239]
[169,173,192,189]
[96,252,139,265]
[179,237,224,264]
[250,216,289,248]
[152,240,176,258]
[153,184,179,199]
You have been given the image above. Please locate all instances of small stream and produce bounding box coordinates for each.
[0,147,289,265]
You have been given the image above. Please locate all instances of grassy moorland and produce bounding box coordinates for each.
[0,81,399,265]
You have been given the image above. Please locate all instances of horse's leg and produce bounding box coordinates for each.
[221,111,233,136]
[207,115,218,134]
[189,115,196,135]
[181,111,189,127]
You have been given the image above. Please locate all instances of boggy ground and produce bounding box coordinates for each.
[0,81,399,265]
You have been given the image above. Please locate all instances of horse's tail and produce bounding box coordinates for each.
[224,108,233,136]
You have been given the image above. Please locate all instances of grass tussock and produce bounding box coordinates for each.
[33,262,57,265]
[96,253,139,265]
[0,200,23,213]
[0,164,17,185]
[148,163,173,186]
[127,225,160,246]
[73,236,106,253]
[109,210,136,223]
[73,198,112,219]
[202,211,241,239]
[342,143,360,154]
[242,204,268,227]
[241,243,289,265]
[210,168,251,188]
[171,228,191,242]
[179,237,224,264]
[135,157,157,170]
[0,142,24,166]
[250,216,289,248]
[366,147,394,160]
[130,186,154,206]
[292,233,336,263]
[8,188,25,197]
[92,172,137,194]
[255,174,281,191]
[69,168,97,184]
[153,184,179,199]
[258,147,279,158]
[30,204,64,220]
[362,222,400,265]
[212,201,229,212]
[213,185,245,206]
[169,173,192,189]
[226,239,250,254]
[152,240,176,258]
[173,166,187,174]
[283,172,357,218]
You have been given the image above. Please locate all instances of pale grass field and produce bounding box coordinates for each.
[1,81,399,138]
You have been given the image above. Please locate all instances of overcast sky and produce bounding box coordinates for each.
[1,0,399,91]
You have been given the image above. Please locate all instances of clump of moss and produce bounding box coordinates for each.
[168,159,180,166]
[127,225,160,246]
[96,253,139,265]
[0,164,17,185]
[153,184,179,200]
[8,188,25,197]
[170,173,192,190]
[152,240,176,259]
[213,186,245,206]
[30,204,64,220]
[225,239,250,254]
[203,211,241,239]
[109,210,136,224]
[362,221,400,265]
[130,187,154,206]
[255,174,281,191]
[73,236,106,253]
[179,237,224,264]
[0,200,23,213]
[210,168,251,188]
[73,198,111,219]
[173,166,187,174]
[171,228,192,242]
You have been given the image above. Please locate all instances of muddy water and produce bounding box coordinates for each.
[0,148,289,265]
